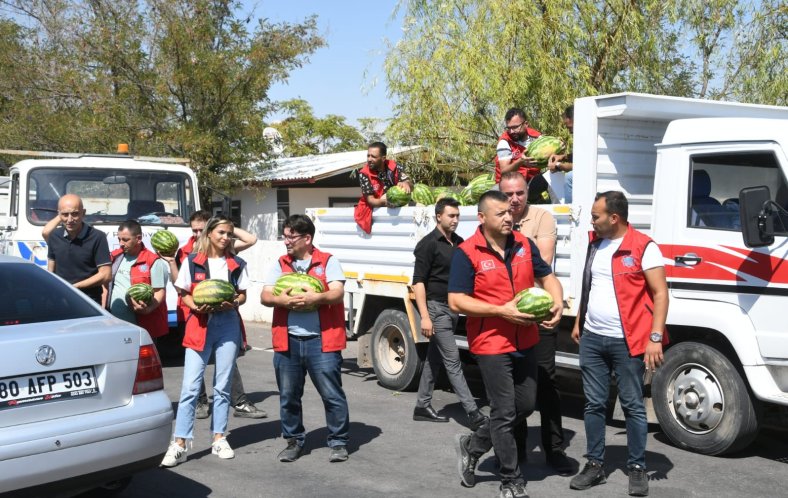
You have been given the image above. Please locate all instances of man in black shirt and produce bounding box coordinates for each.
[45,194,111,304]
[412,197,486,430]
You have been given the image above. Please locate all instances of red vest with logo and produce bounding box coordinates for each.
[579,225,669,356]
[271,248,346,353]
[494,129,542,183]
[175,236,197,323]
[109,245,169,338]
[458,227,539,354]
[354,159,401,234]
[182,252,247,352]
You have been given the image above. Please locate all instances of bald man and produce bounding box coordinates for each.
[45,194,112,304]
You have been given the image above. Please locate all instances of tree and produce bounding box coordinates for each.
[272,99,365,156]
[0,0,325,195]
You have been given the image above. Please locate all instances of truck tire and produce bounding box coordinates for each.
[370,309,425,391]
[652,342,761,455]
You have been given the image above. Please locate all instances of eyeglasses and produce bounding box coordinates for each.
[59,211,82,219]
[283,234,305,242]
[505,121,525,132]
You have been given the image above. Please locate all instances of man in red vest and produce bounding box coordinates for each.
[261,214,350,464]
[495,107,550,204]
[353,141,413,234]
[450,190,564,498]
[106,220,168,340]
[569,191,668,497]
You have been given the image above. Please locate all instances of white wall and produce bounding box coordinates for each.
[236,239,286,324]
[237,187,278,241]
[289,187,359,215]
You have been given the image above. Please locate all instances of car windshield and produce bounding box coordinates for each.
[0,263,103,326]
[27,167,195,226]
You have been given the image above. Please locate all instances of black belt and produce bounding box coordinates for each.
[289,334,319,341]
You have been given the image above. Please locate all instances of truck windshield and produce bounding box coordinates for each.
[26,167,195,226]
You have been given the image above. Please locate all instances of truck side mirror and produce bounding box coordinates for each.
[739,186,774,248]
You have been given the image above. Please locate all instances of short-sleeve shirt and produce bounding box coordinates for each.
[47,223,111,301]
[174,256,250,292]
[496,136,536,161]
[412,228,463,302]
[264,255,345,337]
[359,163,410,196]
[109,255,169,324]
[517,206,557,242]
[584,238,664,338]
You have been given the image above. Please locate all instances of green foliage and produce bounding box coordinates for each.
[272,99,365,156]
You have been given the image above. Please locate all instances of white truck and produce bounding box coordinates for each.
[306,92,788,456]
[0,149,201,328]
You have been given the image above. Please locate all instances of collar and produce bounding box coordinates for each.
[429,227,460,244]
[62,222,90,240]
[192,251,240,271]
[469,225,521,251]
[589,223,635,252]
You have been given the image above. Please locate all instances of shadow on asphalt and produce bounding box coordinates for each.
[77,468,213,498]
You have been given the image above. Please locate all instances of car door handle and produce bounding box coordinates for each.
[675,253,701,266]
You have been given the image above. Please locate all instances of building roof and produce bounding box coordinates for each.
[253,146,422,185]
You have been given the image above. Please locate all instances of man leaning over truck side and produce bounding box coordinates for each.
[353,141,413,234]
[450,190,563,498]
[569,191,669,497]
[43,194,112,305]
[411,196,487,430]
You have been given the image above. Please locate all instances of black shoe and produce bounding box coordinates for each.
[233,401,268,419]
[195,400,210,419]
[569,460,606,490]
[628,465,649,496]
[499,480,529,498]
[546,449,575,475]
[467,408,487,431]
[329,445,349,463]
[278,439,302,462]
[413,405,449,423]
[454,433,478,488]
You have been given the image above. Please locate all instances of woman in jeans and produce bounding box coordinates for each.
[161,215,249,467]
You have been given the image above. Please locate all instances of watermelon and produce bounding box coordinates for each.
[411,184,435,205]
[386,185,412,207]
[127,283,154,304]
[193,279,236,306]
[456,188,475,206]
[526,136,565,166]
[465,173,496,203]
[273,273,325,312]
[151,230,179,257]
[514,287,554,321]
[432,186,451,201]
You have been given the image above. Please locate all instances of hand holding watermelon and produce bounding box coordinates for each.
[514,287,561,327]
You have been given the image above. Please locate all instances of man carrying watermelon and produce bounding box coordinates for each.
[261,214,351,464]
[494,107,550,204]
[353,141,413,234]
[449,190,564,498]
[106,220,169,341]
[547,105,574,203]
[569,191,668,497]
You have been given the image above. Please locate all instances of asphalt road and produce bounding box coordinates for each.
[110,322,787,498]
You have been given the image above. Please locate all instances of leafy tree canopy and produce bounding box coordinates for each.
[271,98,365,156]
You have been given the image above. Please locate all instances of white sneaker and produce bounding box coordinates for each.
[160,442,187,467]
[212,437,235,459]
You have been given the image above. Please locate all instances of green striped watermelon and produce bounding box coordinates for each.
[515,287,554,321]
[386,185,412,207]
[193,279,235,306]
[151,230,179,257]
[127,283,154,304]
[465,173,496,203]
[432,186,452,201]
[273,273,325,312]
[526,136,565,166]
[456,188,475,206]
[411,184,435,205]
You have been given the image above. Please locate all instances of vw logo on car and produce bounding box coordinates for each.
[35,345,56,366]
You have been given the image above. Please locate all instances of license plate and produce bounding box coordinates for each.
[0,367,99,410]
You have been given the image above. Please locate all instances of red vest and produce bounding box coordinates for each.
[458,227,539,354]
[175,236,197,323]
[354,159,401,234]
[493,129,542,183]
[578,225,669,356]
[109,245,169,338]
[182,252,247,352]
[271,248,346,353]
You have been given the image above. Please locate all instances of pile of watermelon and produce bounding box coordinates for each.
[273,273,326,312]
[127,283,154,304]
[193,279,236,307]
[514,287,554,321]
[411,184,435,205]
[461,173,496,204]
[151,230,179,257]
[527,136,565,169]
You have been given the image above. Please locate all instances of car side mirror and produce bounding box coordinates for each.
[739,186,774,248]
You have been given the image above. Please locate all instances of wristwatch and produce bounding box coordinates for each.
[649,332,663,343]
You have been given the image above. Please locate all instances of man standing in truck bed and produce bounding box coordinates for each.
[353,141,413,234]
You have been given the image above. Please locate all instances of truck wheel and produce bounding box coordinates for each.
[652,342,761,455]
[370,309,425,391]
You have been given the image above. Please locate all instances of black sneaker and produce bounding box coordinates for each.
[329,445,349,463]
[278,439,302,462]
[195,400,210,420]
[454,433,478,488]
[628,465,649,496]
[233,401,268,419]
[467,408,488,432]
[546,449,575,475]
[499,480,529,498]
[569,460,606,490]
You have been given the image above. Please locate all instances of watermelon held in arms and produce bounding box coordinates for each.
[526,136,565,167]
[127,283,154,304]
[386,185,412,207]
[273,273,326,312]
[514,287,554,321]
[193,279,236,307]
[151,229,179,257]
[411,184,435,205]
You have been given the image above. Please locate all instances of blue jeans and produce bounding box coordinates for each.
[174,311,241,440]
[274,335,350,448]
[579,331,647,468]
[565,171,573,203]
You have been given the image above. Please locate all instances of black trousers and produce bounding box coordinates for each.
[468,348,537,483]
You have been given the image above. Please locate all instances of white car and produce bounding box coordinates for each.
[0,256,173,496]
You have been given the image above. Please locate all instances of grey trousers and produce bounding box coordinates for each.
[415,300,478,414]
